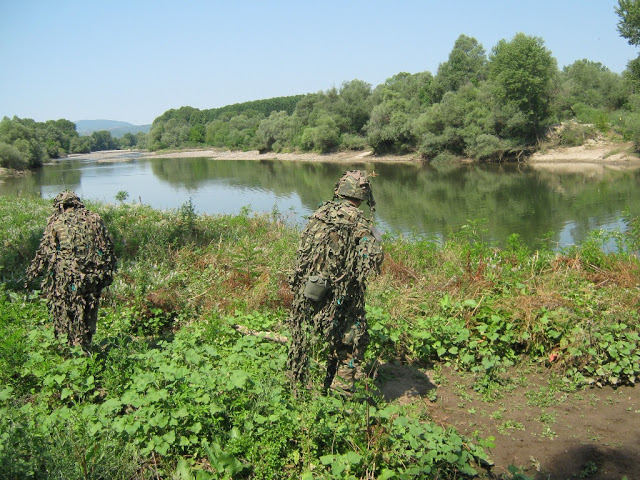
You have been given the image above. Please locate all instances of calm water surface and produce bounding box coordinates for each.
[2,152,639,250]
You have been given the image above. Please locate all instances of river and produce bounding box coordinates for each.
[2,151,639,250]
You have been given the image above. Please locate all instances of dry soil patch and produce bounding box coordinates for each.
[376,363,640,480]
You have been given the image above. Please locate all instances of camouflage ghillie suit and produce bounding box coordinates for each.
[26,191,117,350]
[287,171,383,393]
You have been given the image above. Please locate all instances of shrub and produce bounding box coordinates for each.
[339,133,367,150]
[0,142,28,170]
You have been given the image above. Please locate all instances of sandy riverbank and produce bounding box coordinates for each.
[141,140,640,168]
[138,148,420,164]
[526,140,640,171]
[4,141,640,179]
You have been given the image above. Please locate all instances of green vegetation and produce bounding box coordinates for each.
[0,117,148,170]
[146,30,640,161]
[0,117,78,169]
[1,195,638,478]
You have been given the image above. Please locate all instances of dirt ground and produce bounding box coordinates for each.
[375,363,639,480]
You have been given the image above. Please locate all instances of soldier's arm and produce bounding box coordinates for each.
[91,215,117,286]
[354,216,384,274]
[26,219,58,280]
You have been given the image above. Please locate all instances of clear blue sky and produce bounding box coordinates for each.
[1,0,636,126]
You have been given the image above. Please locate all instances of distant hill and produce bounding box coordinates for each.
[75,119,151,138]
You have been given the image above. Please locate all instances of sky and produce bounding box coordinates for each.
[1,0,637,126]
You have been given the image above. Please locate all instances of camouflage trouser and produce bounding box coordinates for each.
[50,290,100,350]
[323,317,369,393]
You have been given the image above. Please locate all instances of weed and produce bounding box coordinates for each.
[115,190,129,203]
[497,420,525,435]
[538,426,557,439]
[537,411,557,424]
[576,460,598,478]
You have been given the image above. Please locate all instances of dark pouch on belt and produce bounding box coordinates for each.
[303,275,330,302]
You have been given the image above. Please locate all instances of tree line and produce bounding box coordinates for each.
[0,116,148,170]
[147,32,638,161]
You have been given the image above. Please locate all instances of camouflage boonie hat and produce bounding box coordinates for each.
[334,170,371,201]
[53,191,85,211]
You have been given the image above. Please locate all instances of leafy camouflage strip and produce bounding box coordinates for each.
[27,194,116,348]
[286,199,383,389]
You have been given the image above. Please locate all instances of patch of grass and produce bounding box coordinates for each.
[497,420,525,435]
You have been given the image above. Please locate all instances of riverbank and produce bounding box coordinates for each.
[3,140,640,178]
[142,141,640,167]
[143,148,421,164]
[528,139,640,172]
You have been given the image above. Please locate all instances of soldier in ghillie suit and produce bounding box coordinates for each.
[287,170,384,394]
[26,191,117,350]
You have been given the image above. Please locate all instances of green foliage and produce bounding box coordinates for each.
[115,190,129,203]
[555,121,600,146]
[0,195,52,288]
[0,116,56,167]
[430,34,488,103]
[254,111,300,152]
[91,130,119,151]
[489,33,558,143]
[149,97,303,151]
[339,133,367,150]
[300,115,341,153]
[119,132,138,148]
[0,141,28,169]
[365,99,417,154]
[0,116,126,166]
[616,0,640,47]
[555,60,627,118]
[0,300,491,478]
[622,207,640,250]
[414,83,500,160]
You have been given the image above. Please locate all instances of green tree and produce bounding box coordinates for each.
[135,132,148,149]
[488,33,557,143]
[70,136,93,154]
[292,93,321,126]
[226,114,261,149]
[188,124,205,143]
[371,71,433,107]
[254,111,298,152]
[335,79,373,134]
[431,34,488,103]
[365,99,416,154]
[554,60,626,122]
[300,114,340,152]
[616,0,640,46]
[414,83,502,160]
[119,132,137,148]
[13,138,45,167]
[205,119,231,146]
[617,0,640,87]
[91,130,119,151]
[0,142,28,169]
[365,72,433,154]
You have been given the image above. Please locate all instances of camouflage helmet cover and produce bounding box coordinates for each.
[53,190,85,211]
[334,170,372,201]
